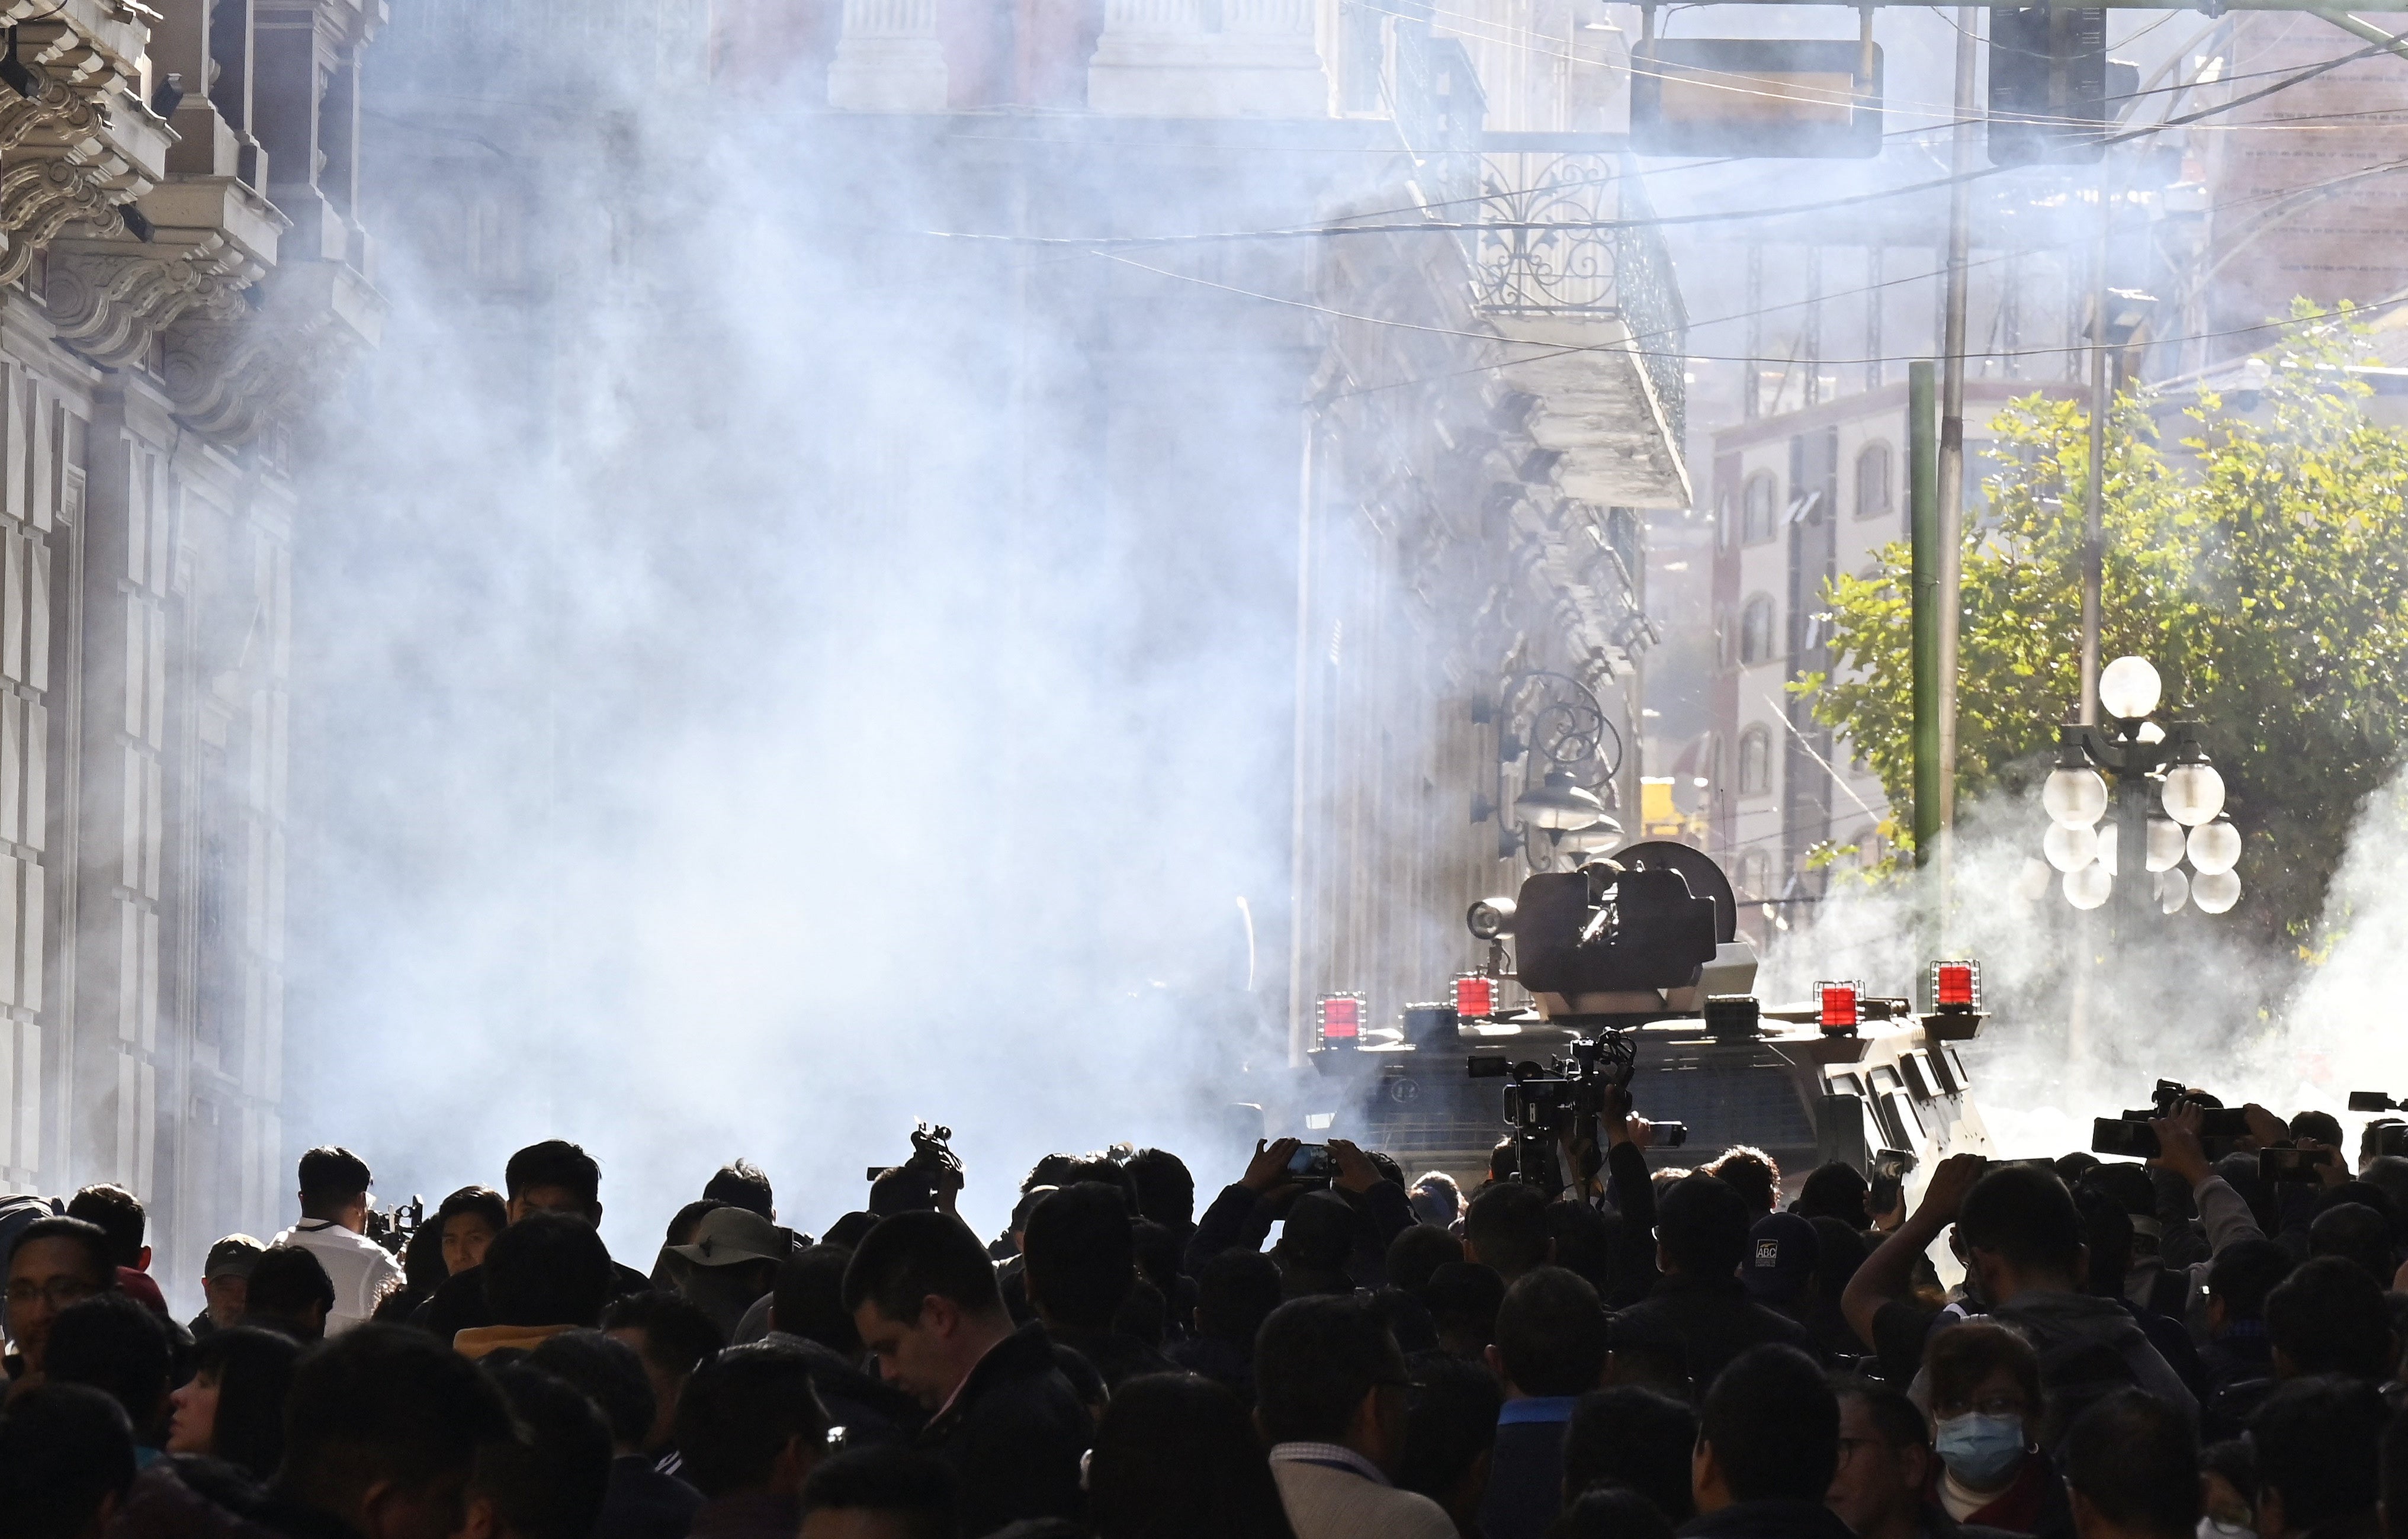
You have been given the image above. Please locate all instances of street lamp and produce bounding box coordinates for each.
[2040,654,2236,917]
[1471,669,1625,866]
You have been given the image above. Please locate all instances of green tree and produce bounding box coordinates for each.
[1800,311,2408,942]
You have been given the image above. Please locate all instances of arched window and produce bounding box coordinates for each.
[1741,472,1778,545]
[1738,727,1772,796]
[1739,595,1776,666]
[1855,442,1893,520]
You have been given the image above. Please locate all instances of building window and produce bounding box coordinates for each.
[1738,848,1773,896]
[1741,472,1777,545]
[1715,490,1734,550]
[1739,595,1776,666]
[1738,727,1772,795]
[1855,442,1893,519]
[1964,442,1994,518]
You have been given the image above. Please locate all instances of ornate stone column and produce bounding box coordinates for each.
[827,0,949,113]
[1089,0,1330,118]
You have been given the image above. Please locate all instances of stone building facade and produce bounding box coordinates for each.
[0,0,382,1285]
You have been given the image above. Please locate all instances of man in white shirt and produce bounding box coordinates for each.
[269,1145,403,1334]
[1258,1294,1458,1539]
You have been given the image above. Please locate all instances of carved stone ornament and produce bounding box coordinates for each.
[161,261,386,443]
[46,232,261,367]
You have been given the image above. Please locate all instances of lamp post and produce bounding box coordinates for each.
[1472,669,1625,867]
[2040,654,2239,921]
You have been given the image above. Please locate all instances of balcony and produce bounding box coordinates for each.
[1473,152,1690,507]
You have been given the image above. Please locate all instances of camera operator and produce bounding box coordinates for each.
[267,1146,403,1336]
[2138,1105,2272,1315]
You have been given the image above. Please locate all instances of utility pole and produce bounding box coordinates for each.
[1934,5,1978,931]
[1909,361,1941,866]
[2080,162,2112,725]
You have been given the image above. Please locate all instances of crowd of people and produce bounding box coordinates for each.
[2,1090,2407,1539]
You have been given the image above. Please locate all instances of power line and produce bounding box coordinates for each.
[1112,224,2401,377]
[917,30,2406,251]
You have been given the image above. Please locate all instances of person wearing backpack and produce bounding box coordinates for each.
[1948,1166,2197,1429]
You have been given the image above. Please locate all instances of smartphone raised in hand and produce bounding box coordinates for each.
[1285,1143,1335,1187]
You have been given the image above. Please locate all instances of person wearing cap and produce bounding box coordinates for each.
[1742,1212,1823,1328]
[1611,1174,1821,1399]
[188,1236,264,1342]
[664,1205,795,1338]
[268,1146,403,1336]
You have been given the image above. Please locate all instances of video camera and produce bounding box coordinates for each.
[2349,1092,2408,1159]
[866,1121,964,1193]
[1469,1034,1688,1196]
[2091,1080,2252,1160]
[364,1196,423,1258]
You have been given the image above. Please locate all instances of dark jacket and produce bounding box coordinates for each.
[920,1322,1093,1538]
[1678,1498,1860,1539]
[596,1454,703,1539]
[1186,1180,1417,1278]
[686,1491,800,1539]
[1478,1400,1578,1539]
[1601,1143,1665,1306]
[1612,1274,1822,1396]
[1164,1332,1254,1403]
[109,1456,356,1539]
[1046,1323,1172,1392]
[2197,1323,2271,1400]
[418,1258,651,1338]
[768,1334,926,1448]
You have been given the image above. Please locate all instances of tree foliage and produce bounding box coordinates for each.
[1800,311,2408,940]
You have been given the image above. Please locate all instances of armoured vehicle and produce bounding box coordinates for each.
[1301,842,1995,1196]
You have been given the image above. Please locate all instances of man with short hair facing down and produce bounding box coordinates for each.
[842,1209,1090,1537]
[2252,1376,2385,1539]
[271,1145,404,1334]
[1256,1293,1457,1539]
[1683,1345,1854,1539]
[676,1341,832,1539]
[2063,1391,2199,1539]
[267,1324,515,1539]
[801,1446,961,1539]
[1479,1267,1610,1539]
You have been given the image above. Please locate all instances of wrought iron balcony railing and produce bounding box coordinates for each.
[1471,152,1688,445]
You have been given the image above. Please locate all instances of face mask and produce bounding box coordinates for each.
[1934,1412,2026,1488]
